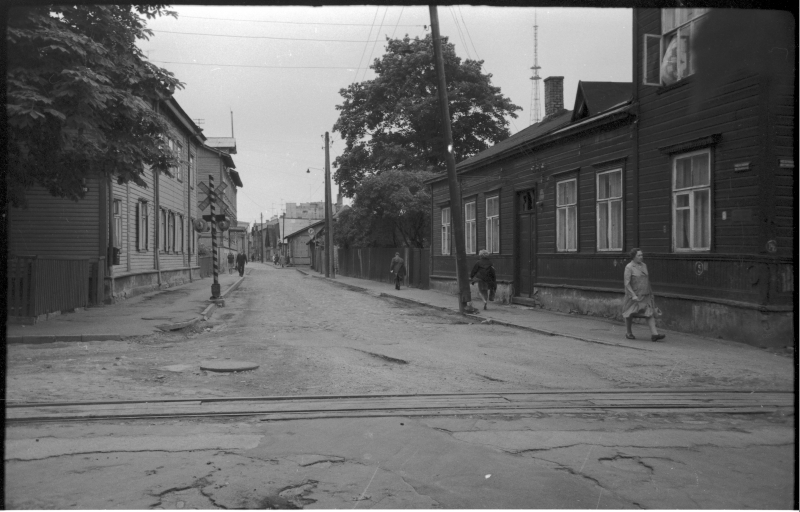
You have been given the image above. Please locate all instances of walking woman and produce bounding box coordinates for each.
[622,248,665,342]
[470,249,497,310]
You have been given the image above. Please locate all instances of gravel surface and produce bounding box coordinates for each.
[6,266,794,404]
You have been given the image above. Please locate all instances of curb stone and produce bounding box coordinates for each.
[304,271,648,350]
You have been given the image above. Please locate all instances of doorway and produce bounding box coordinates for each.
[515,188,536,297]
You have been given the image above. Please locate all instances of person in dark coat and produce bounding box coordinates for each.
[389,252,406,290]
[227,252,235,274]
[470,249,497,310]
[236,252,247,277]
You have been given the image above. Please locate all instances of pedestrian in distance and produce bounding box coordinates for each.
[227,252,235,274]
[236,252,247,277]
[622,248,665,342]
[470,249,497,310]
[389,252,406,290]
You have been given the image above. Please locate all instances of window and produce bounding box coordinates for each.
[137,200,149,251]
[189,217,195,254]
[596,170,623,251]
[672,149,711,251]
[176,142,183,181]
[464,201,476,254]
[113,199,122,248]
[160,208,167,251]
[485,196,500,254]
[441,207,451,255]
[178,214,184,253]
[556,178,577,252]
[188,153,195,188]
[168,212,176,252]
[644,8,709,86]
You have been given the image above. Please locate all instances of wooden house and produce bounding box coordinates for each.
[428,8,794,347]
[196,142,243,265]
[8,96,206,317]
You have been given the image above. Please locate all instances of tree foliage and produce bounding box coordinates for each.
[332,34,521,197]
[6,5,184,208]
[333,170,436,249]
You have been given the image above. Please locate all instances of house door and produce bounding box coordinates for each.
[515,189,536,297]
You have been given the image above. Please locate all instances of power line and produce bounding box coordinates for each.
[353,7,380,85]
[152,29,380,43]
[177,14,424,27]
[152,60,356,70]
[448,6,471,60]
[361,6,389,83]
[389,6,405,40]
[457,6,481,60]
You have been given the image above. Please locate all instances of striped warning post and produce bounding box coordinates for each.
[209,174,219,294]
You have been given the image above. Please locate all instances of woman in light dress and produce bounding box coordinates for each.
[622,248,665,342]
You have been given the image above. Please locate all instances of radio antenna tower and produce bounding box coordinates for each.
[529,11,542,125]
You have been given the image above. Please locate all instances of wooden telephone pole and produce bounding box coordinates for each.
[324,132,334,278]
[429,5,471,313]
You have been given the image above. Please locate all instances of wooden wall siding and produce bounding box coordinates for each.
[196,146,237,224]
[125,168,157,274]
[433,254,515,282]
[8,179,101,258]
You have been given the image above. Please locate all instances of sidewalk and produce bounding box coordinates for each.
[296,266,750,352]
[6,270,246,343]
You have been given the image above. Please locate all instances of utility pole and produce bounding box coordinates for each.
[260,212,263,263]
[324,132,334,278]
[429,5,471,313]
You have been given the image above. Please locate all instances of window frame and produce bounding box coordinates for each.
[556,177,578,253]
[175,141,184,182]
[643,8,709,87]
[595,168,623,252]
[137,200,149,252]
[160,208,167,252]
[485,195,500,254]
[671,148,712,252]
[441,207,451,256]
[168,211,176,253]
[113,198,122,249]
[464,200,477,255]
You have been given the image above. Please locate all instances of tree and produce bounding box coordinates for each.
[332,34,521,197]
[333,169,436,249]
[6,5,184,208]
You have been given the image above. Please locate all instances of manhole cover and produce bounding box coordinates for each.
[199,360,260,372]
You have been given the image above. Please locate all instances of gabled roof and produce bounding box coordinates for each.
[200,144,236,170]
[205,137,237,154]
[571,82,632,121]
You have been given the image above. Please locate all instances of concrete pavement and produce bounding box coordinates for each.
[6,269,247,343]
[295,265,778,354]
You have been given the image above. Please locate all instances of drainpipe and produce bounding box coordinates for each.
[631,8,640,249]
[187,138,193,282]
[154,165,161,287]
[107,173,115,298]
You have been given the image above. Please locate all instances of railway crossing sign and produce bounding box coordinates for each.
[198,181,228,212]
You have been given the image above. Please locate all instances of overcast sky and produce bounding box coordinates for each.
[139,5,632,225]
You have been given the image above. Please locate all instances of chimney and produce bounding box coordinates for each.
[543,76,564,118]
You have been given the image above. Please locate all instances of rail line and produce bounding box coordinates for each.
[6,389,793,424]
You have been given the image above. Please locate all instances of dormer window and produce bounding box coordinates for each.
[644,8,709,86]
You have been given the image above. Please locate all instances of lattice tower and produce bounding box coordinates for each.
[529,11,542,125]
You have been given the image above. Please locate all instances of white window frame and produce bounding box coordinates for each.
[441,207,451,255]
[464,201,476,254]
[556,178,578,252]
[596,169,623,252]
[188,153,195,188]
[643,8,709,86]
[485,196,500,254]
[672,148,712,252]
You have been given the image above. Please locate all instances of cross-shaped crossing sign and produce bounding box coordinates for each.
[197,181,228,212]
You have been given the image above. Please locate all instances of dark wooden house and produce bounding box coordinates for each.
[428,8,794,347]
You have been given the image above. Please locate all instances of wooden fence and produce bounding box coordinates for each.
[335,247,430,289]
[7,256,102,318]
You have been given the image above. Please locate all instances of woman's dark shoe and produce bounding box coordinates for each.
[625,333,636,340]
[651,334,666,342]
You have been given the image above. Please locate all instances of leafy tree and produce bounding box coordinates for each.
[333,169,436,249]
[332,34,521,197]
[6,5,184,208]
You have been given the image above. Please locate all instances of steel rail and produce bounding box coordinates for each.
[6,390,793,424]
[5,388,791,409]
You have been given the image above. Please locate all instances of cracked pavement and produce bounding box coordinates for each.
[5,264,795,508]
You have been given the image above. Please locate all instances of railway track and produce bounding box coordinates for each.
[6,388,793,424]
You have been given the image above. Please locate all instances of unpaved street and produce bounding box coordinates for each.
[5,265,796,509]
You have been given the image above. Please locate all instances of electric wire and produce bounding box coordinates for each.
[360,6,390,83]
[152,29,381,43]
[449,6,471,60]
[352,7,380,85]
[177,14,424,27]
[152,60,356,70]
[457,5,481,60]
